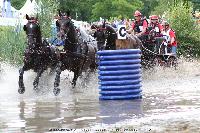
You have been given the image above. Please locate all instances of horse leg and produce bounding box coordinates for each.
[18,66,26,94]
[53,62,61,96]
[72,68,81,87]
[97,42,104,51]
[72,72,78,87]
[33,68,44,91]
[84,68,94,84]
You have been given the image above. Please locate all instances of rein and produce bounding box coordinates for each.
[141,44,158,55]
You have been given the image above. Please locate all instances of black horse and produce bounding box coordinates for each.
[18,14,59,95]
[53,11,97,92]
[91,23,117,50]
[104,24,117,50]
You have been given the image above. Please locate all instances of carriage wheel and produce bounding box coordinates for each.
[167,56,178,68]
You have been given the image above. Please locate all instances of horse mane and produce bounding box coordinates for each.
[105,24,117,33]
[35,23,42,44]
[68,20,77,42]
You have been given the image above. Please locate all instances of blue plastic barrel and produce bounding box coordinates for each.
[97,49,142,100]
[98,54,141,60]
[98,74,141,81]
[99,84,142,90]
[98,59,141,66]
[97,49,141,55]
[98,64,141,71]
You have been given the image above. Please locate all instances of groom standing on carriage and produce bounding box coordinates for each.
[127,10,148,42]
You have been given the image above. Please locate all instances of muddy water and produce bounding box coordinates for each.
[0,59,200,133]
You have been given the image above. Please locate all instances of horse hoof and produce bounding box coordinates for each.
[71,82,76,87]
[53,88,60,96]
[33,87,39,93]
[72,84,76,88]
[18,88,25,94]
[33,82,38,88]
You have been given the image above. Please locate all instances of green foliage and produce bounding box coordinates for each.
[59,0,96,21]
[167,2,200,57]
[141,0,159,17]
[151,0,174,15]
[91,0,113,21]
[192,0,200,10]
[37,0,59,38]
[0,26,26,65]
[11,0,26,10]
[91,0,143,21]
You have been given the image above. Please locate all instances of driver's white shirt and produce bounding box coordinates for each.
[162,29,171,42]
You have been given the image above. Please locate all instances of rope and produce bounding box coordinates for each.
[141,44,158,55]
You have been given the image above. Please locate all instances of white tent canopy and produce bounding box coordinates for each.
[19,0,39,18]
[0,0,17,11]
[0,0,18,17]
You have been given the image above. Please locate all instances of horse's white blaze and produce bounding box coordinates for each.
[30,24,33,29]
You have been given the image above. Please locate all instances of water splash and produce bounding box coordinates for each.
[0,58,200,132]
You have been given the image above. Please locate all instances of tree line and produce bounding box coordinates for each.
[11,0,200,21]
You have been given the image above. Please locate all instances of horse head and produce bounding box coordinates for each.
[91,23,117,50]
[104,24,117,50]
[56,11,78,51]
[23,14,42,48]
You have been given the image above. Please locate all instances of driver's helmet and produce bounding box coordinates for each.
[134,10,142,17]
[150,15,159,24]
[162,21,169,29]
[150,15,158,20]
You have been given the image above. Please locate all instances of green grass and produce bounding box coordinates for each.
[0,26,26,65]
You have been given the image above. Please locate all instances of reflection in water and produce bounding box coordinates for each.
[18,101,62,133]
[1,98,144,132]
[99,100,143,124]
[0,59,200,132]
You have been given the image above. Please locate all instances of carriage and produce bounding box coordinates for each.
[141,29,178,68]
[18,12,177,96]
[92,23,178,68]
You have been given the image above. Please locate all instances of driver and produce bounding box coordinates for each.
[161,21,177,54]
[127,10,148,42]
[148,15,163,34]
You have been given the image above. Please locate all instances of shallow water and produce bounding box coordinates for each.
[0,59,200,133]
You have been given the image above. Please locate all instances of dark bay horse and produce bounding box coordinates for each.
[18,14,59,95]
[91,23,142,50]
[53,12,97,92]
[91,24,106,50]
[91,23,117,50]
